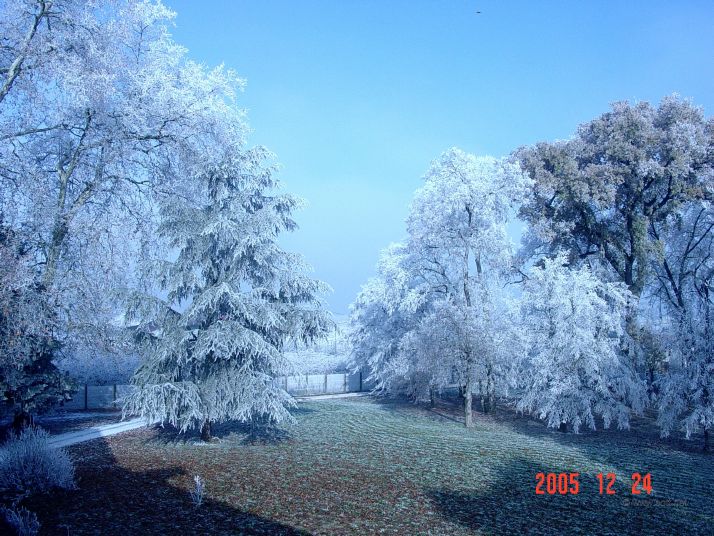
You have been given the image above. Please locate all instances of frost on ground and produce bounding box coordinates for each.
[22,398,714,535]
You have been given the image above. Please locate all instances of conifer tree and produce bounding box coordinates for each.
[0,221,73,429]
[124,147,331,441]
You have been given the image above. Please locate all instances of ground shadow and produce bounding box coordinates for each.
[290,405,318,416]
[134,405,317,447]
[432,392,711,456]
[426,456,709,535]
[23,436,311,535]
[368,391,493,427]
[148,419,296,447]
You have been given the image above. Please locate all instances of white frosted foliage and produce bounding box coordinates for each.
[124,148,331,433]
[518,254,646,433]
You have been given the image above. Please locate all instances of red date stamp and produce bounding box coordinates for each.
[535,472,652,495]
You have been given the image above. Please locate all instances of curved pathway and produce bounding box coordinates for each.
[48,418,147,449]
[48,392,371,449]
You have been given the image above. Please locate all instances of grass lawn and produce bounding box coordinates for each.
[25,397,714,535]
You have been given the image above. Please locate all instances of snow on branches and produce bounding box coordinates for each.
[351,148,528,425]
[517,254,646,433]
[124,147,331,438]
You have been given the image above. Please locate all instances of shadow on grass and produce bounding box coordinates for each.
[433,392,712,457]
[142,405,316,446]
[426,457,705,535]
[24,437,310,535]
[366,394,422,413]
[221,422,293,446]
[367,392,471,427]
[147,419,296,447]
[290,405,318,416]
[331,391,711,461]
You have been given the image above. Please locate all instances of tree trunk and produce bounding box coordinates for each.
[559,422,568,433]
[12,410,34,434]
[478,379,485,413]
[43,134,103,289]
[429,387,435,408]
[43,220,68,287]
[200,420,212,442]
[464,377,473,428]
[483,367,494,414]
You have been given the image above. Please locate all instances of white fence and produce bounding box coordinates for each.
[63,371,370,411]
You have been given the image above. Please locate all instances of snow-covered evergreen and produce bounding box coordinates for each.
[124,147,331,440]
[0,221,73,422]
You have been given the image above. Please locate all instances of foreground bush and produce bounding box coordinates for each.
[2,506,40,536]
[0,427,75,500]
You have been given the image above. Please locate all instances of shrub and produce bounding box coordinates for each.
[0,427,75,500]
[2,506,40,536]
[190,475,205,507]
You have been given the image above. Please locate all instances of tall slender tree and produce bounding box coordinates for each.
[653,202,714,451]
[351,148,528,426]
[405,148,529,425]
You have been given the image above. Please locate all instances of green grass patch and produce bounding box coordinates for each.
[26,398,714,535]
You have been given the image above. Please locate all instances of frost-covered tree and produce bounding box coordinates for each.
[124,147,331,441]
[400,290,521,414]
[657,300,714,452]
[651,202,714,451]
[350,148,528,426]
[517,96,714,299]
[518,254,647,433]
[349,243,427,396]
[405,148,529,425]
[0,0,248,375]
[517,96,714,398]
[0,220,73,427]
[649,203,714,312]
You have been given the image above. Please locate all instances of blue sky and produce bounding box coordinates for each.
[166,0,714,313]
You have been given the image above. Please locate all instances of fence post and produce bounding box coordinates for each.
[343,373,347,393]
[84,384,88,410]
[324,374,327,394]
[359,370,363,392]
[113,384,117,408]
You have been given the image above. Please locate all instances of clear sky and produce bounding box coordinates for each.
[165,0,714,313]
